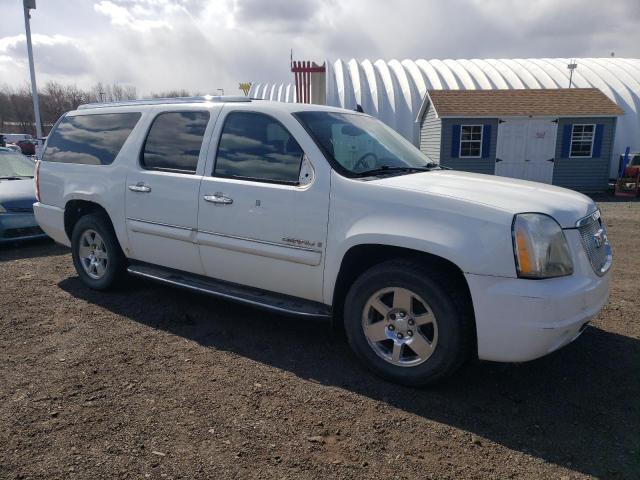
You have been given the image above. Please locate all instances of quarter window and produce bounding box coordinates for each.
[459,125,482,158]
[214,112,304,184]
[570,124,595,158]
[43,113,141,165]
[141,111,210,173]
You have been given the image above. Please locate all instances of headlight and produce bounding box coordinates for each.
[512,213,573,279]
[0,204,6,213]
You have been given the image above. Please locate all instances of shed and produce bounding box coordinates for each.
[417,88,623,191]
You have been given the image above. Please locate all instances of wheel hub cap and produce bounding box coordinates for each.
[362,287,438,367]
[78,229,108,280]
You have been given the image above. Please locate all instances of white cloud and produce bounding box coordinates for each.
[0,0,638,96]
[94,1,172,32]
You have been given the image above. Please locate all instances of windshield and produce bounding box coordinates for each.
[0,151,35,178]
[294,111,434,176]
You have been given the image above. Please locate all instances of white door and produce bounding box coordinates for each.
[125,108,217,275]
[495,118,557,184]
[196,108,330,302]
[495,119,528,179]
[523,119,557,184]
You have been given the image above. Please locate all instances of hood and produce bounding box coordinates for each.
[373,170,595,228]
[0,178,36,212]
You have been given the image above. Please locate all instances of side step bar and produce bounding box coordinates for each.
[127,263,332,319]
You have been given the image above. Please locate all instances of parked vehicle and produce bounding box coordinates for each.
[1,133,33,144]
[5,144,23,154]
[34,97,612,385]
[17,140,36,156]
[0,149,47,243]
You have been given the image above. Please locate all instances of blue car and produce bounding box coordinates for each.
[0,148,48,243]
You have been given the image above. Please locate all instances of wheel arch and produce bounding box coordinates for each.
[330,243,477,355]
[64,199,120,247]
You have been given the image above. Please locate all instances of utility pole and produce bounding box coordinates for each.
[23,0,43,141]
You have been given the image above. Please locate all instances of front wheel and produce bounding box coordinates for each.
[71,213,126,290]
[343,260,473,386]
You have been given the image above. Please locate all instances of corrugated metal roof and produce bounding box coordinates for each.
[249,57,640,177]
[426,88,624,118]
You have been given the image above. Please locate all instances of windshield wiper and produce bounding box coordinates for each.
[355,164,438,177]
[0,175,34,180]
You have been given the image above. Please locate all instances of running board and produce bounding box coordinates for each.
[127,263,332,319]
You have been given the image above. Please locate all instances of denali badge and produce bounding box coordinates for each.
[282,237,321,248]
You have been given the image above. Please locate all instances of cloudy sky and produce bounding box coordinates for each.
[1,0,639,97]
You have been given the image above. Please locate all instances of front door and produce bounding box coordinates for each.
[495,118,557,184]
[197,108,330,302]
[125,108,216,274]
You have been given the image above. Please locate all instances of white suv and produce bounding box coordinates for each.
[34,96,612,385]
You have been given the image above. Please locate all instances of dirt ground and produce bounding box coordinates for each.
[1,198,639,480]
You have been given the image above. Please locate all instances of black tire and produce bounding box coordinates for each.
[343,259,473,386]
[71,213,127,290]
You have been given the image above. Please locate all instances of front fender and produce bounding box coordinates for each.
[323,174,517,304]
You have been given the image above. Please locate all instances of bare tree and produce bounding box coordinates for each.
[0,81,138,136]
[150,89,199,98]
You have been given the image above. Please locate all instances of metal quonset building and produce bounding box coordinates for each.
[248,58,640,180]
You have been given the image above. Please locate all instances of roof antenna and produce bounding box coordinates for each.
[355,104,364,113]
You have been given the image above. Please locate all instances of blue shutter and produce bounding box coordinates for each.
[561,124,572,158]
[481,124,491,158]
[451,124,461,158]
[592,124,604,157]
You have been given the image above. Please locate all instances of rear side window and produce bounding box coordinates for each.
[43,113,141,165]
[141,111,210,174]
[214,111,304,184]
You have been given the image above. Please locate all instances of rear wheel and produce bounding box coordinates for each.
[71,213,126,290]
[343,259,472,386]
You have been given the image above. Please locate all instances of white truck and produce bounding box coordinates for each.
[34,96,612,385]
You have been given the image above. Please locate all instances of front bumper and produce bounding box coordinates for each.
[467,229,611,362]
[0,212,48,243]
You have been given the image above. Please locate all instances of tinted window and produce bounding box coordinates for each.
[142,111,210,173]
[215,112,304,183]
[43,113,141,165]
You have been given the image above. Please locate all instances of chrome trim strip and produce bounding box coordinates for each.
[126,217,194,231]
[125,218,322,253]
[126,267,331,319]
[198,229,322,253]
[575,209,600,228]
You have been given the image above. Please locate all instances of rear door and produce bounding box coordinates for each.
[125,106,220,274]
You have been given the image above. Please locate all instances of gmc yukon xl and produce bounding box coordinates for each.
[34,96,612,385]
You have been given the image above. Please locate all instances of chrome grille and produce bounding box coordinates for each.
[576,211,611,276]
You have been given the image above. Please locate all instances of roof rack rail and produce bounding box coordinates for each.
[77,95,251,110]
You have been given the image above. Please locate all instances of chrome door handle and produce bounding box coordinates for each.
[128,183,151,193]
[203,194,233,205]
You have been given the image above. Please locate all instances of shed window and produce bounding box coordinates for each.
[459,125,483,158]
[570,124,595,158]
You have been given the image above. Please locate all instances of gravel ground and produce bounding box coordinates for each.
[1,199,639,479]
